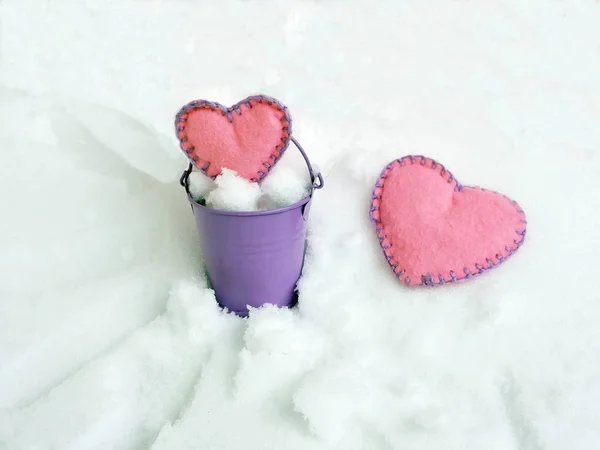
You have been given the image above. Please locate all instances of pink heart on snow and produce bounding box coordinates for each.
[370,155,527,286]
[174,95,291,181]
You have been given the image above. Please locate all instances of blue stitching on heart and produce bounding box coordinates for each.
[369,155,527,287]
[174,94,292,183]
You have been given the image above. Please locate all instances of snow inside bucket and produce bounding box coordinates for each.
[180,137,324,317]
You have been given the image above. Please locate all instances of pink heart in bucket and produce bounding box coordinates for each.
[370,155,527,287]
[174,95,291,181]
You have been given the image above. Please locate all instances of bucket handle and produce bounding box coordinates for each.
[290,136,325,191]
[179,136,324,192]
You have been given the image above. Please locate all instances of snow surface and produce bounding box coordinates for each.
[205,169,262,211]
[187,171,216,203]
[190,163,311,211]
[2,1,600,449]
[260,164,311,209]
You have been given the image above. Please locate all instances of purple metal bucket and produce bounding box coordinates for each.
[180,137,324,317]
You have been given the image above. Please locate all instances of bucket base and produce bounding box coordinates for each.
[216,290,299,318]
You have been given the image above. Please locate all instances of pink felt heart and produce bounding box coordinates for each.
[370,155,527,286]
[174,95,291,181]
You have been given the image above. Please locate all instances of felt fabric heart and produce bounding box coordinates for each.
[370,155,527,287]
[174,95,291,181]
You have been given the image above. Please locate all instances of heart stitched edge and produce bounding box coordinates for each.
[174,94,292,182]
[369,155,528,287]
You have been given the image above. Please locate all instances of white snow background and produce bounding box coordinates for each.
[1,1,600,449]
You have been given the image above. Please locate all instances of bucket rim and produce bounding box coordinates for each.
[187,191,312,217]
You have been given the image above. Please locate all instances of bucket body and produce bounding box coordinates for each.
[180,135,323,317]
[189,194,312,316]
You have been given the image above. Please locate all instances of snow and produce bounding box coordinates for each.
[187,170,216,202]
[260,164,311,208]
[205,169,262,211]
[1,1,600,449]
[189,159,311,211]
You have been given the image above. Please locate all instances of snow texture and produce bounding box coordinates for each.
[260,164,311,208]
[188,163,310,211]
[205,169,262,211]
[1,1,600,450]
[187,170,216,202]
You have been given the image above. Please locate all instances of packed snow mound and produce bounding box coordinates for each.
[205,169,262,211]
[190,165,312,211]
[187,170,216,201]
[260,164,311,209]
